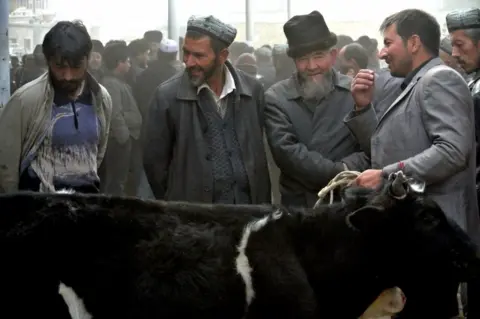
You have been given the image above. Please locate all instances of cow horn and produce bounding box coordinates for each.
[390,171,408,199]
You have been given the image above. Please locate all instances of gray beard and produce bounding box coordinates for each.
[298,70,334,102]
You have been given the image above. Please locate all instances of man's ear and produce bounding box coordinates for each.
[219,48,229,64]
[346,205,385,232]
[330,48,339,64]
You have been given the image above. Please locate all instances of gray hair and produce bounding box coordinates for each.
[463,28,480,43]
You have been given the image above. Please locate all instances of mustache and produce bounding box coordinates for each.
[298,70,333,100]
[187,66,204,74]
[300,69,324,77]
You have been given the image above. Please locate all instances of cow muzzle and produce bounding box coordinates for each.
[388,171,425,200]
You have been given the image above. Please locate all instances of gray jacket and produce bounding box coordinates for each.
[102,73,143,142]
[264,71,374,207]
[346,58,480,245]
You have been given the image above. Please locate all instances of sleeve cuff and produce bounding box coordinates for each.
[382,161,404,178]
[344,103,374,122]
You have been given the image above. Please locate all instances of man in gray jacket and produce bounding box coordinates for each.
[348,9,479,318]
[264,11,373,207]
[100,42,143,196]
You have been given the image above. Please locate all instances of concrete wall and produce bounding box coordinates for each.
[9,23,53,53]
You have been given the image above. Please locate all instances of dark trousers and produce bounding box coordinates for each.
[397,281,459,318]
[467,280,480,318]
[100,137,142,196]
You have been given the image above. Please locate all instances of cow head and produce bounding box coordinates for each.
[345,171,480,283]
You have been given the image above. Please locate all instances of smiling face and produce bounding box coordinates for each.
[378,24,413,77]
[182,35,226,87]
[294,48,337,100]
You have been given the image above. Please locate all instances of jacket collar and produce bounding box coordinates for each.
[378,57,443,124]
[468,69,480,88]
[176,60,252,101]
[283,68,351,100]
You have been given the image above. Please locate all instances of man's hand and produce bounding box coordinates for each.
[352,69,375,109]
[355,169,383,188]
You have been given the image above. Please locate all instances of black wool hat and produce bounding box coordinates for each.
[91,39,104,54]
[283,11,337,58]
[143,30,163,43]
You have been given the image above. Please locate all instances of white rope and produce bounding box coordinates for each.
[457,284,465,318]
[314,170,361,207]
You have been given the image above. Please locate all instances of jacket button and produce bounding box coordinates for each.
[203,186,210,192]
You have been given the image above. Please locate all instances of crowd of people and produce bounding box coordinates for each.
[0,5,480,319]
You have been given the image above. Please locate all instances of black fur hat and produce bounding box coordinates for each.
[283,11,337,58]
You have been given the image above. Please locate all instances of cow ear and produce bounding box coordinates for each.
[346,205,385,232]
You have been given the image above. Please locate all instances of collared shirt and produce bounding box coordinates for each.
[197,66,236,117]
[467,69,480,91]
[400,58,434,90]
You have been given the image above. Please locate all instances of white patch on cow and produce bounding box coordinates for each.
[235,210,283,307]
[56,189,75,194]
[58,282,92,319]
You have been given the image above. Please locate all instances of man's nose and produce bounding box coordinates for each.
[63,68,74,81]
[451,46,461,58]
[378,48,387,59]
[184,55,196,68]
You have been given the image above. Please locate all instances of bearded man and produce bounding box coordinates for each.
[447,10,480,187]
[264,11,374,207]
[143,15,270,204]
[0,20,112,194]
[446,8,480,318]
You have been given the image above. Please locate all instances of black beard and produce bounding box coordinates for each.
[186,56,219,87]
[49,72,84,96]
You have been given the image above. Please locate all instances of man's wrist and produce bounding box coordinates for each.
[353,103,372,113]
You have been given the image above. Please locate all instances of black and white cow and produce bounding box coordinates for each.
[0,175,478,319]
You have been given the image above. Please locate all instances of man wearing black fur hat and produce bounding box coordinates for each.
[264,11,374,207]
[143,15,270,204]
[143,30,163,63]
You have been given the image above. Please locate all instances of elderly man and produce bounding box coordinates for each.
[447,10,480,178]
[143,16,270,204]
[348,9,479,318]
[264,11,373,207]
[446,8,480,318]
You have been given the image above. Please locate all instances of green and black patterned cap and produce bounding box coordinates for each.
[187,15,237,46]
[446,8,480,32]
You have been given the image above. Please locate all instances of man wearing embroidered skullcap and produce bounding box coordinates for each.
[143,15,271,204]
[446,8,480,318]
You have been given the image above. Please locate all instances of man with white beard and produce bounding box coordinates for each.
[264,11,376,207]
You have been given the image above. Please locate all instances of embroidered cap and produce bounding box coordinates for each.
[187,15,237,47]
[446,8,480,32]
